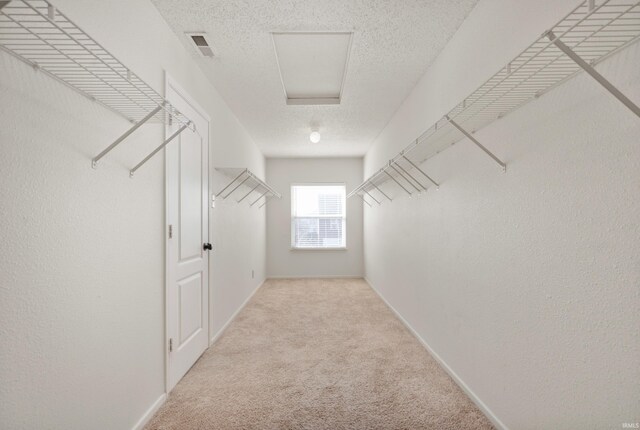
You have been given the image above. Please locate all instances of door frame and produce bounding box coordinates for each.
[164,73,212,394]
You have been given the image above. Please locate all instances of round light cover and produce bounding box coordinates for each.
[309,131,321,143]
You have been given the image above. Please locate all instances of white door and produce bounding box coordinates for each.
[165,77,210,392]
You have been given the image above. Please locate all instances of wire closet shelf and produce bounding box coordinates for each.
[215,168,282,209]
[0,0,195,175]
[348,0,640,206]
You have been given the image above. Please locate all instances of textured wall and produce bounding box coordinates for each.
[363,1,640,429]
[266,158,363,278]
[0,0,265,429]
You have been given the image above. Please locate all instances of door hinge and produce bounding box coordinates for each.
[168,224,173,239]
[169,338,173,352]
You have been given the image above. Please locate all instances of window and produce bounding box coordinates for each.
[291,184,346,249]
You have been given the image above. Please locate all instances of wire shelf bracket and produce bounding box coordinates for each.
[446,116,507,172]
[358,194,372,207]
[362,188,382,205]
[0,0,196,175]
[347,0,640,206]
[402,155,439,188]
[372,182,392,202]
[215,168,281,209]
[546,30,640,117]
[383,168,412,197]
[129,121,192,177]
[91,104,162,169]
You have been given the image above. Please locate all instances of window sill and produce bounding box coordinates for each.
[290,247,347,251]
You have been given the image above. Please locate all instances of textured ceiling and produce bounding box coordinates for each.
[151,0,478,157]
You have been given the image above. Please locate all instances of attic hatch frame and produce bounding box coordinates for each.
[215,168,282,209]
[0,0,196,177]
[348,0,640,206]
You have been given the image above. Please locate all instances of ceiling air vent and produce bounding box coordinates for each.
[185,32,215,58]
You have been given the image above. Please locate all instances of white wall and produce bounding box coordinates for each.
[363,1,640,429]
[266,158,363,278]
[0,0,265,429]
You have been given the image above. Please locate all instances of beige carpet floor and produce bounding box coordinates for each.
[145,278,494,430]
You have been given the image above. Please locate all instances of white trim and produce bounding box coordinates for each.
[290,183,347,250]
[164,72,211,394]
[364,277,509,430]
[136,279,264,429]
[164,73,211,122]
[290,247,347,251]
[286,97,340,105]
[270,31,353,106]
[267,275,362,279]
[210,279,266,345]
[131,393,166,430]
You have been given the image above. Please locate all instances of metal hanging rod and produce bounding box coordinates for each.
[0,0,195,173]
[347,0,640,206]
[215,168,281,209]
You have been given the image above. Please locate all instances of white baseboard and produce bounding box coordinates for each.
[266,275,364,279]
[131,393,166,430]
[364,277,508,430]
[210,278,266,345]
[133,280,265,430]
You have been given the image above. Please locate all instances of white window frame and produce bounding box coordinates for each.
[290,183,347,251]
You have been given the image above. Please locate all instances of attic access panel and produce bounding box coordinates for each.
[272,31,352,105]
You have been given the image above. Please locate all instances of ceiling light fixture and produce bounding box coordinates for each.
[309,130,321,144]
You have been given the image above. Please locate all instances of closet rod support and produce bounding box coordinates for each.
[446,116,506,172]
[222,176,250,199]
[546,30,640,118]
[250,190,269,207]
[363,189,381,205]
[237,184,261,203]
[402,155,439,188]
[390,164,421,192]
[358,194,372,207]
[372,183,392,202]
[383,169,412,196]
[129,122,190,177]
[258,195,273,209]
[215,169,247,197]
[92,104,162,168]
[393,161,427,191]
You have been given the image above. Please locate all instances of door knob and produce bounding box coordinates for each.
[203,243,212,251]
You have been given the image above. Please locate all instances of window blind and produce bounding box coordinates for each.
[291,185,346,249]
